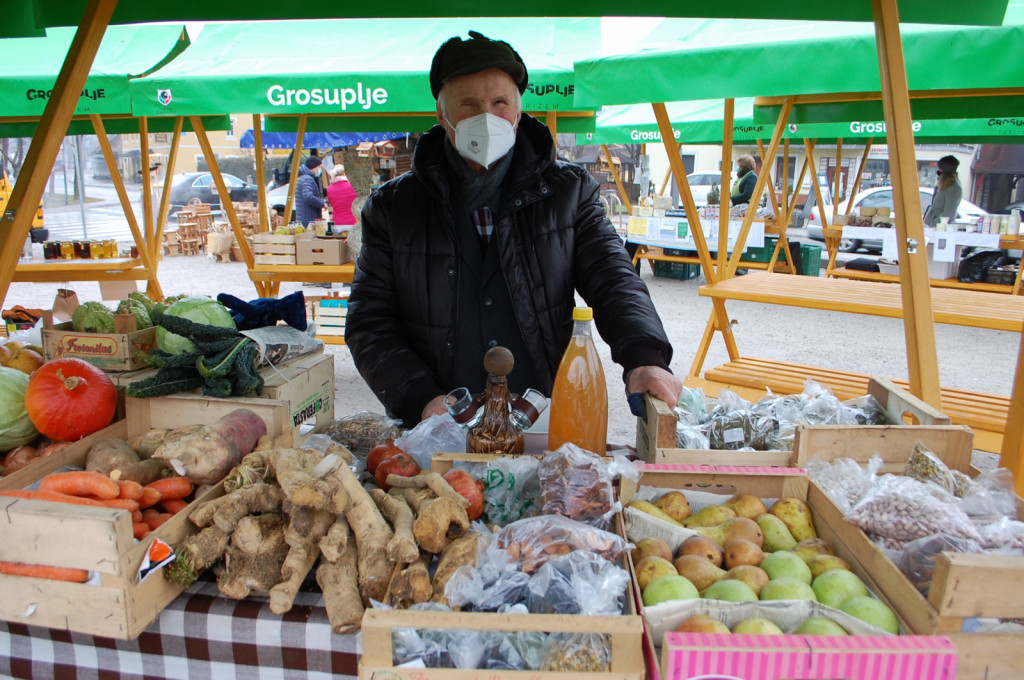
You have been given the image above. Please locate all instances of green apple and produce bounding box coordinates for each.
[840,596,901,634]
[732,617,785,635]
[758,576,817,601]
[701,579,758,603]
[642,573,700,607]
[796,617,849,636]
[760,550,813,584]
[812,569,869,609]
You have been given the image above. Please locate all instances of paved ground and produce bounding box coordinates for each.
[7,250,1017,460]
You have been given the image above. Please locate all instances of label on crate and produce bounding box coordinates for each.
[292,392,331,428]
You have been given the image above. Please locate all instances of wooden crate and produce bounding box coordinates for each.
[636,376,956,466]
[314,297,347,337]
[41,313,157,372]
[0,396,292,640]
[620,466,958,679]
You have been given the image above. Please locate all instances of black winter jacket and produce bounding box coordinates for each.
[345,114,674,426]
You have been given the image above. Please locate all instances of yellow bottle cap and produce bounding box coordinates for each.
[572,307,593,322]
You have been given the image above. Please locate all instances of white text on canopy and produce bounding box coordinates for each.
[267,84,388,111]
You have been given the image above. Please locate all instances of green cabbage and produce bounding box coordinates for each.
[72,301,115,333]
[0,366,38,451]
[116,298,153,330]
[155,295,236,355]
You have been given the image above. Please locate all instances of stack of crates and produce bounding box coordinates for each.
[305,291,348,341]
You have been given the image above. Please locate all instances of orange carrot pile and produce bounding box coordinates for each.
[39,471,119,500]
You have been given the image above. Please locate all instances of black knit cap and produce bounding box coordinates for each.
[937,155,959,173]
[429,30,528,100]
[305,156,322,170]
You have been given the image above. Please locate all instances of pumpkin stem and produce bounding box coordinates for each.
[56,368,84,391]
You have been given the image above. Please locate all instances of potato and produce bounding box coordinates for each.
[85,438,141,476]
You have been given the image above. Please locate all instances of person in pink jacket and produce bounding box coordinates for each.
[326,165,358,229]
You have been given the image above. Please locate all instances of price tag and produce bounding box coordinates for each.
[627,216,648,236]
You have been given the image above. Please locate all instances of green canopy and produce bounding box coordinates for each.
[0,1,45,37]
[581,100,1024,145]
[0,23,189,117]
[0,115,230,139]
[130,18,600,123]
[29,0,1011,26]
[573,17,1024,113]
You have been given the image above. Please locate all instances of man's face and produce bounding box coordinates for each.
[436,68,521,148]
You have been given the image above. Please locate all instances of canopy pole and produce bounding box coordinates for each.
[601,145,632,217]
[756,138,792,274]
[724,99,791,278]
[717,99,734,280]
[873,0,941,404]
[831,138,843,222]
[253,113,270,234]
[782,139,790,225]
[546,112,558,142]
[191,116,261,298]
[658,167,672,197]
[1000,321,1024,497]
[846,139,873,215]
[805,139,828,230]
[139,117,154,247]
[283,115,308,228]
[152,116,182,273]
[0,0,116,308]
[652,102,717,285]
[786,154,810,229]
[91,114,164,301]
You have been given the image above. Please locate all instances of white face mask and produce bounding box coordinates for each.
[446,112,517,168]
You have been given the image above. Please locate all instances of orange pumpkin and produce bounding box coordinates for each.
[25,358,117,442]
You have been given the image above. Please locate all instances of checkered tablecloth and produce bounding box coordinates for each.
[0,581,361,679]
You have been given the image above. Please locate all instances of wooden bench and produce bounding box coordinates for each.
[705,356,1008,453]
[631,244,797,274]
[831,266,1021,295]
[699,271,1024,332]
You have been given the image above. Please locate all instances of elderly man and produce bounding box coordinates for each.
[345,31,681,428]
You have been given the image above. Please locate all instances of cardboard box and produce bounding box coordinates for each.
[636,376,956,466]
[0,396,293,640]
[296,238,350,266]
[620,466,958,680]
[42,313,157,372]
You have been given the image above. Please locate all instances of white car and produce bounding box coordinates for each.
[683,172,724,207]
[806,186,988,253]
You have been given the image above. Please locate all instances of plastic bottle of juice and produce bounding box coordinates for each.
[548,306,608,456]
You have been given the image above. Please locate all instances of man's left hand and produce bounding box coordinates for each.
[626,366,683,407]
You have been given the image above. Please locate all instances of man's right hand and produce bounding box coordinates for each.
[421,394,449,422]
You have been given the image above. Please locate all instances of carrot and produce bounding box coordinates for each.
[160,498,189,515]
[132,510,143,524]
[1,489,108,507]
[138,486,162,509]
[0,560,89,583]
[142,508,171,531]
[148,513,173,530]
[101,498,140,512]
[132,522,150,540]
[39,471,119,500]
[144,477,193,501]
[116,480,144,501]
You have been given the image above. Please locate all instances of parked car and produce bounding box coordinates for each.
[806,186,988,253]
[1003,200,1024,214]
[683,172,723,206]
[167,172,259,215]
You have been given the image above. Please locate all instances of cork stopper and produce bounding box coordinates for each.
[483,346,514,377]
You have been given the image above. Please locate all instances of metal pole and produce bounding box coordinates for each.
[75,136,88,238]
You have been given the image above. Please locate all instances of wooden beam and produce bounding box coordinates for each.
[831,138,843,221]
[718,99,734,279]
[846,139,873,215]
[91,115,163,300]
[139,117,153,247]
[653,102,716,285]
[601,145,632,217]
[1000,321,1024,498]
[658,167,672,197]
[283,115,308,226]
[874,0,942,405]
[152,116,182,275]
[0,0,117,308]
[546,111,558,142]
[253,113,270,234]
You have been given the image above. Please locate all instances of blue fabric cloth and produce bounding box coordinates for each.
[295,165,325,226]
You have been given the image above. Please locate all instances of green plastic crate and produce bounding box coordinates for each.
[800,243,823,276]
[652,260,701,280]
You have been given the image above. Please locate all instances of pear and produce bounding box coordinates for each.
[654,491,692,523]
[725,565,770,596]
[723,538,765,569]
[692,517,764,548]
[673,554,727,592]
[682,504,737,528]
[675,614,730,634]
[632,536,674,566]
[768,497,817,541]
[733,617,785,635]
[678,535,725,567]
[756,513,798,552]
[807,554,852,579]
[792,538,835,563]
[635,555,678,591]
[628,500,685,527]
[723,493,769,520]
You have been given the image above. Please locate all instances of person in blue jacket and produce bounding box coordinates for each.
[295,156,325,226]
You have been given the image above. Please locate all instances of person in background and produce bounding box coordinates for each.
[326,165,358,230]
[730,154,757,206]
[923,155,963,227]
[295,156,325,226]
[345,31,682,428]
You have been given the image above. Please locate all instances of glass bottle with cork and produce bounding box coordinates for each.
[548,306,608,456]
[465,346,524,455]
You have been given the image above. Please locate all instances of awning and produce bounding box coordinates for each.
[129,18,600,119]
[0,23,189,117]
[238,129,410,149]
[973,145,1024,173]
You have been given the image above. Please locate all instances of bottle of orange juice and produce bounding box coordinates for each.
[548,306,607,456]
